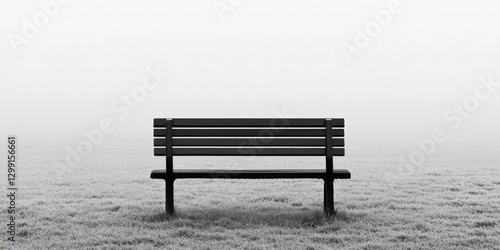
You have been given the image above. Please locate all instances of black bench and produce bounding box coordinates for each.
[151,118,351,216]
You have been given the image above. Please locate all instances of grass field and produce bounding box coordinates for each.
[1,140,499,249]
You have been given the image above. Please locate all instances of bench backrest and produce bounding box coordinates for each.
[153,118,344,157]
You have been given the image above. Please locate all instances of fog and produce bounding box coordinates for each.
[1,0,500,149]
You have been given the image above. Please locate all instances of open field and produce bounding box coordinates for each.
[1,140,500,249]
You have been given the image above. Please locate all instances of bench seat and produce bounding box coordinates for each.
[151,169,351,179]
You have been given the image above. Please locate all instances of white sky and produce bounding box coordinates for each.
[1,0,500,148]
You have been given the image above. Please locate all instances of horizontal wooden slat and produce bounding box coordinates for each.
[154,138,344,147]
[151,169,351,179]
[153,118,166,127]
[172,118,344,127]
[333,119,344,127]
[154,129,344,137]
[154,129,164,136]
[154,147,344,156]
[155,118,344,127]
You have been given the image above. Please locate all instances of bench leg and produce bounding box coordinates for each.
[165,178,175,215]
[324,182,328,213]
[324,180,335,217]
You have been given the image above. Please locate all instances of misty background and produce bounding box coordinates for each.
[1,0,500,152]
